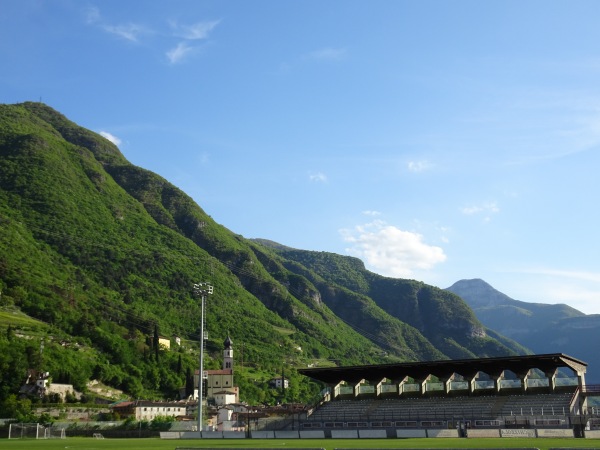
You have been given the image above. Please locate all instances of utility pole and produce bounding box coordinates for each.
[193,282,213,436]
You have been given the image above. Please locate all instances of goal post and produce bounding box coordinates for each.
[8,423,45,439]
[45,427,66,439]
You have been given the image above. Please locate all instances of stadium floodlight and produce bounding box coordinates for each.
[193,282,213,436]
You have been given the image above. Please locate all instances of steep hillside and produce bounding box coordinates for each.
[447,279,599,382]
[255,243,528,359]
[0,103,525,407]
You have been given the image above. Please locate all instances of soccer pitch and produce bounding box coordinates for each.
[2,437,600,450]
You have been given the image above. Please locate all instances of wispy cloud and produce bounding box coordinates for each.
[166,42,194,64]
[408,160,432,173]
[306,47,347,62]
[308,171,327,183]
[362,210,381,217]
[84,6,219,63]
[84,6,147,42]
[166,20,220,64]
[103,23,146,42]
[84,6,101,25]
[98,131,122,146]
[340,220,447,278]
[461,201,499,222]
[170,20,220,40]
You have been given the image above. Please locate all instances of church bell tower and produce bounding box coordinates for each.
[223,335,233,370]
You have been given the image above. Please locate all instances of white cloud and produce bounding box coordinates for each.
[83,6,145,42]
[306,47,347,61]
[340,220,447,278]
[84,6,101,24]
[103,23,146,42]
[171,20,220,40]
[309,172,327,182]
[461,201,500,222]
[408,160,432,173]
[166,42,194,64]
[362,210,382,217]
[98,131,122,146]
[165,20,219,64]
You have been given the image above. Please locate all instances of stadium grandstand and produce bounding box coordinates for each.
[298,353,600,439]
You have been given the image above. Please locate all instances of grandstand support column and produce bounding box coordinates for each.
[545,368,558,392]
[576,369,587,390]
[443,375,453,395]
[517,369,530,393]
[420,374,432,396]
[469,372,477,394]
[333,381,343,400]
[353,379,363,399]
[375,378,385,398]
[494,372,504,393]
[492,371,503,393]
[399,376,409,396]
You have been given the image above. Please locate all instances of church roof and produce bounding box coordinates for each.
[224,335,233,349]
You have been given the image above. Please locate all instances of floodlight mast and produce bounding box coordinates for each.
[193,282,213,435]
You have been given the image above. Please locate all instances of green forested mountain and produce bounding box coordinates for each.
[0,103,525,409]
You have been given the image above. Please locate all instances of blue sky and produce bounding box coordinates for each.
[3,1,600,313]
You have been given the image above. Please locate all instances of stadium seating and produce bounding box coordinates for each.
[305,392,574,425]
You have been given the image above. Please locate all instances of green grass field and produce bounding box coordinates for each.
[2,437,600,450]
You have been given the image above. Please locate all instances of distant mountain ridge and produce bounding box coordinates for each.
[446,279,600,382]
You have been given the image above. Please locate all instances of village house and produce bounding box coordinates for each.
[269,376,289,389]
[110,399,191,421]
[158,336,171,350]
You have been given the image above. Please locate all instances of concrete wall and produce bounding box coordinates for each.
[222,431,245,438]
[331,429,358,438]
[274,430,299,439]
[466,429,501,438]
[179,431,202,439]
[251,430,275,438]
[201,431,223,438]
[427,428,460,438]
[584,430,600,438]
[536,428,574,438]
[396,429,427,438]
[299,430,325,439]
[358,429,387,438]
[159,431,181,439]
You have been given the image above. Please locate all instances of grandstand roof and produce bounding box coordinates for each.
[298,353,587,384]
